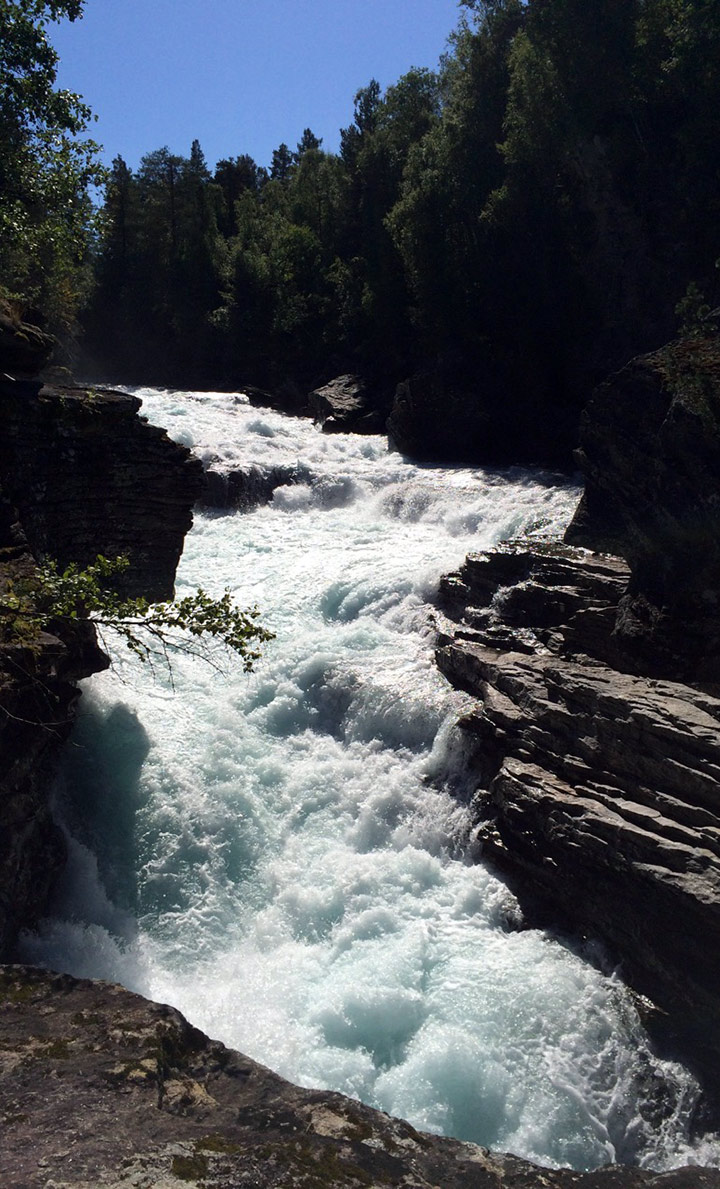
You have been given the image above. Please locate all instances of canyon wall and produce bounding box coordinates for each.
[0,378,204,953]
[435,335,720,1092]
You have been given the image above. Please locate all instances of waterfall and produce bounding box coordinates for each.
[20,387,719,1173]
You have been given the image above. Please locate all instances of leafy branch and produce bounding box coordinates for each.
[1,554,274,678]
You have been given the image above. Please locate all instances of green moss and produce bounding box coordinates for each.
[41,1038,71,1059]
[72,1010,102,1026]
[195,1134,242,1155]
[262,1140,379,1188]
[170,1153,209,1182]
[0,976,36,1004]
[654,338,720,429]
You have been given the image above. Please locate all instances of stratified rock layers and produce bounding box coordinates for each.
[436,542,720,1087]
[1,965,717,1189]
[0,383,204,601]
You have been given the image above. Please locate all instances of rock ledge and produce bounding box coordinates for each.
[1,965,717,1189]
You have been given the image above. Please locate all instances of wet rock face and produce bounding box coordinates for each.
[0,382,205,601]
[436,541,720,1093]
[0,965,716,1189]
[565,336,720,684]
[200,462,308,510]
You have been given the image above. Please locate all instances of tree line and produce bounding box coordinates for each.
[3,1,720,462]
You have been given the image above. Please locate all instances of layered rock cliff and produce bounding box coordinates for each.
[565,336,720,685]
[0,381,204,601]
[434,335,720,1094]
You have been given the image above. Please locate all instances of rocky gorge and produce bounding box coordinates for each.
[435,336,720,1095]
[2,313,720,1184]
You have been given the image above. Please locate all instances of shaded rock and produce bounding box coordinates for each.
[0,382,204,601]
[200,463,309,511]
[244,379,310,416]
[388,370,487,462]
[0,303,55,379]
[387,352,578,467]
[565,336,720,683]
[309,374,384,434]
[0,380,204,950]
[0,965,716,1189]
[436,540,720,1094]
[0,497,108,952]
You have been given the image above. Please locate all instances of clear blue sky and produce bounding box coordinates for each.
[52,0,464,174]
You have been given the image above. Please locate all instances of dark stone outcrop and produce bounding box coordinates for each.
[0,379,204,951]
[0,496,108,953]
[244,379,310,416]
[309,374,384,434]
[435,541,720,1092]
[388,370,488,462]
[0,382,204,601]
[1,965,716,1189]
[386,355,578,467]
[565,336,720,684]
[0,304,55,379]
[200,463,309,510]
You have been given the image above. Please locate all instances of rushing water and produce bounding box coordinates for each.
[20,388,720,1172]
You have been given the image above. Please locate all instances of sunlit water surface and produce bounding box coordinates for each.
[20,388,720,1171]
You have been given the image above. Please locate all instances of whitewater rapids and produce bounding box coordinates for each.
[21,388,720,1172]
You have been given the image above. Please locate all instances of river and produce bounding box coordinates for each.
[19,387,720,1172]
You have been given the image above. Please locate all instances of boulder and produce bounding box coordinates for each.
[0,303,55,379]
[308,373,384,433]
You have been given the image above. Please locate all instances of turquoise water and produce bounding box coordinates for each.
[21,389,719,1171]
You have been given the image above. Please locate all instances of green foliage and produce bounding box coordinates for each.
[0,0,104,329]
[81,0,720,456]
[1,555,274,676]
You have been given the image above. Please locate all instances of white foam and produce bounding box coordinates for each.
[20,386,720,1172]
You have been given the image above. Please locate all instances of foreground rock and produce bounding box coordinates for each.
[436,541,720,1093]
[0,965,715,1189]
